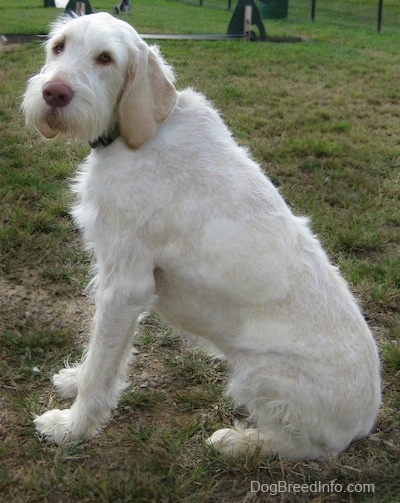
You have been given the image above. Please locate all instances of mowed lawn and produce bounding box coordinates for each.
[0,1,399,501]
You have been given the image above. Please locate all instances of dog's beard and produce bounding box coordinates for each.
[35,107,70,139]
[44,107,68,133]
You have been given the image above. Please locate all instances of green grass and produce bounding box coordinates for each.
[1,0,232,35]
[3,0,398,35]
[1,1,399,501]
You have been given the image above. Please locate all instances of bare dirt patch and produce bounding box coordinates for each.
[0,268,91,340]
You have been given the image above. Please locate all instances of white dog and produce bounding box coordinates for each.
[22,12,380,460]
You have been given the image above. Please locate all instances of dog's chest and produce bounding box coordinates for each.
[75,149,159,223]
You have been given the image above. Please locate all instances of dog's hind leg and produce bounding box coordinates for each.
[206,349,378,460]
[206,421,326,460]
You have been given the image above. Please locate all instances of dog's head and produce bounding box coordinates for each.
[22,12,177,149]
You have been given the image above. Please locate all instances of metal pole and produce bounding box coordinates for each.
[76,2,85,15]
[377,0,383,32]
[311,0,316,22]
[244,5,252,40]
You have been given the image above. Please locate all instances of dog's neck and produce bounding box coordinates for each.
[89,124,121,149]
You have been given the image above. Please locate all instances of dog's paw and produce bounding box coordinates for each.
[34,408,96,445]
[206,427,264,457]
[52,367,79,399]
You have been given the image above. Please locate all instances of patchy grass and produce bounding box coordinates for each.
[0,1,399,501]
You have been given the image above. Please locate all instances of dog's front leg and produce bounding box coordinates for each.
[34,280,155,445]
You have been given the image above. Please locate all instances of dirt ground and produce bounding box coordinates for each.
[0,268,90,337]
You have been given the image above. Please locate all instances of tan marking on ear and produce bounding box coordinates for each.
[118,48,177,149]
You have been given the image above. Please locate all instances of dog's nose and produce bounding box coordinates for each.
[42,82,73,108]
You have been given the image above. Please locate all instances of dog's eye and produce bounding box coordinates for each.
[53,42,65,55]
[96,52,113,65]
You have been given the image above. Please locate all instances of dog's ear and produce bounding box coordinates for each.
[118,47,177,149]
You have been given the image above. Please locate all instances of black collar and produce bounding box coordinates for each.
[89,125,121,149]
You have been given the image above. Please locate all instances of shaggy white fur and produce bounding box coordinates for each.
[22,12,381,460]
